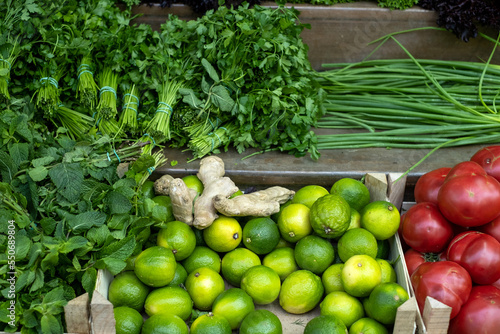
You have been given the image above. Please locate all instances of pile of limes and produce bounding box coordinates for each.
[109,176,409,334]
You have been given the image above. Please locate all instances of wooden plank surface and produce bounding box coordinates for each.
[64,293,91,334]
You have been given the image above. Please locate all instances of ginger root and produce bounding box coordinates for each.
[214,186,295,217]
[154,174,197,225]
[193,156,239,229]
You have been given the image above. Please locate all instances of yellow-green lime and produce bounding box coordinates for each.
[364,282,409,325]
[240,265,281,305]
[347,208,362,230]
[151,195,175,223]
[304,315,348,334]
[271,200,292,222]
[166,262,188,287]
[182,246,221,274]
[203,216,242,253]
[230,189,244,198]
[341,255,382,298]
[294,235,334,275]
[221,248,261,287]
[349,317,389,334]
[114,306,143,334]
[239,309,283,334]
[376,239,391,259]
[274,237,293,249]
[360,201,400,240]
[212,288,255,330]
[124,254,139,272]
[190,312,232,334]
[330,178,371,212]
[141,313,188,334]
[377,259,397,284]
[182,175,204,195]
[157,220,197,261]
[262,247,298,281]
[320,291,365,328]
[144,286,193,320]
[292,185,330,209]
[242,217,281,255]
[134,246,177,288]
[279,270,324,314]
[109,271,150,311]
[337,228,378,262]
[309,194,351,239]
[277,203,312,243]
[185,267,225,311]
[322,263,345,294]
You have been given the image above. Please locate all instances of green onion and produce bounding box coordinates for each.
[34,68,63,118]
[53,103,95,140]
[187,123,237,161]
[0,40,18,101]
[96,68,119,120]
[119,84,140,133]
[76,55,99,109]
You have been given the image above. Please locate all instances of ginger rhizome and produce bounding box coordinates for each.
[154,174,197,225]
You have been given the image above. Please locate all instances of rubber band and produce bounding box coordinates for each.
[0,59,12,70]
[219,127,228,132]
[99,86,117,99]
[40,77,58,89]
[77,64,91,72]
[78,69,94,80]
[107,152,111,161]
[113,149,121,163]
[142,133,156,146]
[124,93,140,107]
[123,104,138,114]
[157,101,173,112]
[147,167,155,175]
[92,112,97,119]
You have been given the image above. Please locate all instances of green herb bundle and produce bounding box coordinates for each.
[188,122,238,161]
[33,67,63,118]
[96,68,119,120]
[76,54,99,109]
[119,84,140,133]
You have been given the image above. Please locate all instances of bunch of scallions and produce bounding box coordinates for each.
[314,34,500,171]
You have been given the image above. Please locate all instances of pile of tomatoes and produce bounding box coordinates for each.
[400,145,500,333]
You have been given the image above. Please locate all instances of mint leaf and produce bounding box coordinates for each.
[106,191,132,215]
[15,235,31,261]
[29,268,44,293]
[98,235,136,261]
[100,257,127,275]
[28,166,48,182]
[211,85,235,112]
[87,225,112,247]
[9,143,30,167]
[67,211,106,234]
[49,163,83,203]
[32,156,56,168]
[0,152,17,183]
[202,58,220,83]
[60,236,88,254]
[82,268,97,295]
[40,314,63,334]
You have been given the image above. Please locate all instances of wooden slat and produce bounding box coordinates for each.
[64,293,90,334]
[90,291,115,334]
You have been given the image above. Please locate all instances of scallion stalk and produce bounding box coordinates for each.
[76,55,99,109]
[119,84,140,133]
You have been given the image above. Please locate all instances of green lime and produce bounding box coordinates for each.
[322,263,345,294]
[182,246,221,274]
[221,248,261,287]
[108,271,150,311]
[271,200,292,222]
[309,194,351,239]
[166,263,188,288]
[360,201,400,240]
[190,312,232,334]
[364,282,409,325]
[182,175,204,195]
[141,313,188,334]
[212,288,255,330]
[141,180,156,199]
[262,247,298,281]
[239,309,283,334]
[377,259,397,284]
[376,239,391,259]
[347,208,362,230]
[152,195,175,223]
[294,235,335,275]
[240,265,281,305]
[203,216,242,253]
[320,291,364,328]
[134,246,177,288]
[185,267,225,311]
[277,203,312,243]
[337,228,378,262]
[274,237,293,249]
[292,185,330,209]
[144,286,193,320]
[341,255,382,298]
[279,270,324,314]
[330,178,371,212]
[349,317,389,334]
[242,217,281,255]
[157,220,197,261]
[304,315,348,334]
[114,306,143,334]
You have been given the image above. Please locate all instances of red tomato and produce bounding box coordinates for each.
[448,285,500,334]
[445,160,487,179]
[414,167,451,204]
[437,173,500,227]
[404,248,442,277]
[477,215,500,243]
[446,231,500,285]
[470,145,500,183]
[411,261,472,319]
[401,202,454,253]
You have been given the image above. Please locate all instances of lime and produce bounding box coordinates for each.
[347,208,362,230]
[322,263,345,294]
[141,313,188,334]
[294,235,335,275]
[203,216,242,253]
[239,309,283,334]
[277,203,312,243]
[274,237,293,249]
[221,248,261,287]
[337,228,378,262]
[193,227,207,247]
[144,286,193,320]
[309,194,351,239]
[320,291,364,328]
[141,180,156,199]
[230,189,244,198]
[166,263,188,288]
[341,255,382,298]
[182,175,204,195]
[330,178,371,212]
[360,201,400,240]
[134,246,177,288]
[364,282,409,325]
[113,306,143,334]
[242,217,281,255]
[262,247,298,281]
[240,265,281,305]
[212,288,255,330]
[157,220,197,261]
[377,259,397,284]
[279,270,324,314]
[152,195,175,223]
[190,312,232,334]
[304,315,348,334]
[108,271,150,311]
[271,200,292,222]
[182,246,221,274]
[185,267,225,311]
[349,317,389,334]
[376,239,391,259]
[292,185,330,209]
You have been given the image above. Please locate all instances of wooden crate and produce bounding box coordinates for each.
[400,202,453,334]
[82,171,418,333]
